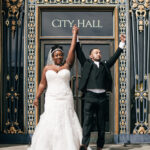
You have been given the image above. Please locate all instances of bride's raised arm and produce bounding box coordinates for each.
[65,25,79,68]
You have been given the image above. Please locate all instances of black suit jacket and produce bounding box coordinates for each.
[76,42,123,92]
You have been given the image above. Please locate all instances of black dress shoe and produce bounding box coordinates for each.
[79,145,87,150]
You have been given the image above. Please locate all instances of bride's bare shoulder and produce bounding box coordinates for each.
[44,65,53,72]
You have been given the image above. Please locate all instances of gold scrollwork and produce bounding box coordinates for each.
[5,125,23,134]
[131,0,150,17]
[135,90,148,99]
[144,0,149,8]
[138,126,146,134]
[134,81,149,134]
[144,121,148,126]
[6,90,19,100]
[5,121,10,126]
[133,125,150,134]
[135,92,140,97]
[5,0,23,37]
[136,5,146,18]
[134,124,150,135]
[138,0,144,3]
[14,121,19,126]
[131,0,150,32]
[134,82,148,103]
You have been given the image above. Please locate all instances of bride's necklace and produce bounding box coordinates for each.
[56,65,60,68]
[55,63,63,67]
[55,64,63,70]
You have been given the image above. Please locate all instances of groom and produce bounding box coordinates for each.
[76,35,126,150]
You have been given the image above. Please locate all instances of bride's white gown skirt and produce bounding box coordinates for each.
[28,69,91,150]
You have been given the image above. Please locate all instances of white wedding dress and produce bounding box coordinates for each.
[28,69,91,150]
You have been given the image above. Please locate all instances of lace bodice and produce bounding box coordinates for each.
[45,69,72,97]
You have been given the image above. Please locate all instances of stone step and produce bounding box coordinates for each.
[0,144,150,150]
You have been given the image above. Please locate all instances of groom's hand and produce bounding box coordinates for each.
[120,34,126,43]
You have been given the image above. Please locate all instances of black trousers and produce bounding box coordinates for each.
[82,91,107,148]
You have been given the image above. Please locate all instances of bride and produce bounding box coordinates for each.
[28,25,90,150]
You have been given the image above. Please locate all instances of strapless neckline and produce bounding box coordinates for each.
[46,68,70,74]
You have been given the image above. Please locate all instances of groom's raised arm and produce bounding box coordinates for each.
[76,41,86,67]
[106,34,126,68]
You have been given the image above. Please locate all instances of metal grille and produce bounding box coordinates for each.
[2,0,25,134]
[130,0,150,134]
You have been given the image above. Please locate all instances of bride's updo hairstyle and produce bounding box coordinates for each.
[46,45,64,65]
[51,45,64,57]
